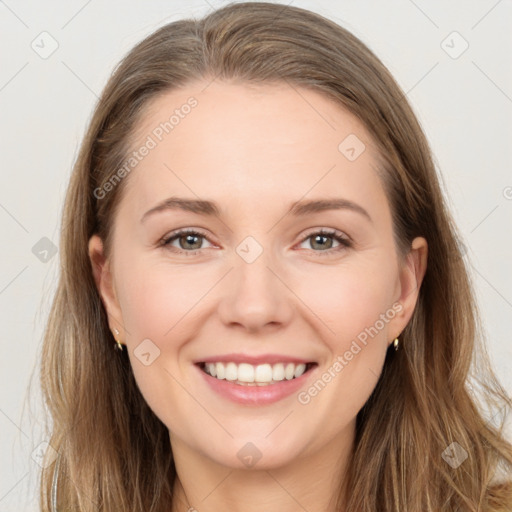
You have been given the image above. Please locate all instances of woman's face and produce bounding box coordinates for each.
[89,80,426,470]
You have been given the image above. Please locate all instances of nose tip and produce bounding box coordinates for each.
[217,250,294,332]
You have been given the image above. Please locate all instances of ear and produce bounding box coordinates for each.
[388,236,428,346]
[88,234,125,338]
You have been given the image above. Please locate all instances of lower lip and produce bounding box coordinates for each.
[195,364,317,405]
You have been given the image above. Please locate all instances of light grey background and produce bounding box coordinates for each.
[1,1,511,510]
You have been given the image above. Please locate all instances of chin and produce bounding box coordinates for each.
[198,432,309,471]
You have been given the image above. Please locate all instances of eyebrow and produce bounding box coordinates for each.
[141,196,372,223]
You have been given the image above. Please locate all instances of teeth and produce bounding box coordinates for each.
[294,363,306,378]
[207,363,216,377]
[202,361,310,384]
[273,363,285,381]
[215,362,225,379]
[238,363,255,382]
[225,362,238,381]
[255,364,273,382]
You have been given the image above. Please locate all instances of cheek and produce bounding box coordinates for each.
[293,258,396,343]
[113,257,211,428]
[115,256,215,341]
[291,260,395,417]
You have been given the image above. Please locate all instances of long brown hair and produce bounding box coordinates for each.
[38,2,512,510]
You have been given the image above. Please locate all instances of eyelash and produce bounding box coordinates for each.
[160,228,352,257]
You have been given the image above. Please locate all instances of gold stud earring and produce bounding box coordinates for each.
[113,328,124,351]
[393,337,399,351]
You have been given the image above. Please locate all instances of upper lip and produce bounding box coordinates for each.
[194,353,316,365]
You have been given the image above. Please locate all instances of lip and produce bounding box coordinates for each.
[194,353,315,365]
[194,361,318,406]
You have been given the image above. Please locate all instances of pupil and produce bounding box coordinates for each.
[182,234,201,249]
[313,234,332,250]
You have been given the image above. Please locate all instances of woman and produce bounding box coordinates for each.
[39,2,512,511]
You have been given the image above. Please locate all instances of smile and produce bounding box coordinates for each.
[198,361,317,386]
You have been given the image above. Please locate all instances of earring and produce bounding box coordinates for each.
[113,328,124,351]
[393,337,399,351]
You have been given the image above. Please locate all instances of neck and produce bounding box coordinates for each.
[170,422,354,512]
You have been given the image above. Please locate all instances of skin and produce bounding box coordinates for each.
[89,80,427,512]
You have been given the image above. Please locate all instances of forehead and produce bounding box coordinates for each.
[121,80,387,218]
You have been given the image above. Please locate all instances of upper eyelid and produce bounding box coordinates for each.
[162,228,214,245]
[299,227,350,240]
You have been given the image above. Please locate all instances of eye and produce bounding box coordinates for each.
[160,227,352,257]
[161,229,214,255]
[296,229,352,256]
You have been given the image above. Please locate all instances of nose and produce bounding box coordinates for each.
[217,245,295,334]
